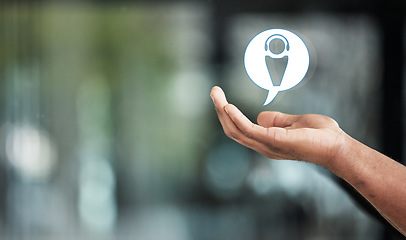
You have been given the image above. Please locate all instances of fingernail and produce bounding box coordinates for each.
[224,106,229,114]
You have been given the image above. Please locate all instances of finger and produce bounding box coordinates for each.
[211,90,299,160]
[210,86,228,111]
[224,104,297,152]
[257,111,299,128]
[224,104,295,158]
[210,87,260,147]
[224,104,269,142]
[211,86,234,132]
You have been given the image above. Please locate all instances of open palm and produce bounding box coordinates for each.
[211,86,346,167]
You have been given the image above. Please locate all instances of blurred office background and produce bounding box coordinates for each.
[0,0,405,239]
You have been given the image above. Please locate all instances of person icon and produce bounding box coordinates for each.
[244,29,310,105]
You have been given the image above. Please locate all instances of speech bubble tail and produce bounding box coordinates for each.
[263,90,279,106]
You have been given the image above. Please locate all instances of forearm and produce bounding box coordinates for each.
[328,134,406,235]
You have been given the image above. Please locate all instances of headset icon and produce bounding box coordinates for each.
[264,34,290,59]
[244,29,310,105]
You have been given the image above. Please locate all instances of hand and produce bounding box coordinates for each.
[211,86,406,236]
[210,86,347,167]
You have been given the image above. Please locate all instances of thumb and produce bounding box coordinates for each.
[257,111,299,128]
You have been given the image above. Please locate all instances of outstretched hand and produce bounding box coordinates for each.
[211,86,406,236]
[210,86,347,167]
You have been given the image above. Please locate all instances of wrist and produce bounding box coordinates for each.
[324,130,357,178]
[327,132,373,185]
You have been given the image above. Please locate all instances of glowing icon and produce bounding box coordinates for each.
[244,29,310,105]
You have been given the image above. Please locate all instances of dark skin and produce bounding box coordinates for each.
[211,86,406,236]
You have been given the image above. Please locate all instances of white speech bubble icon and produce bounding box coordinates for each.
[244,29,310,105]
